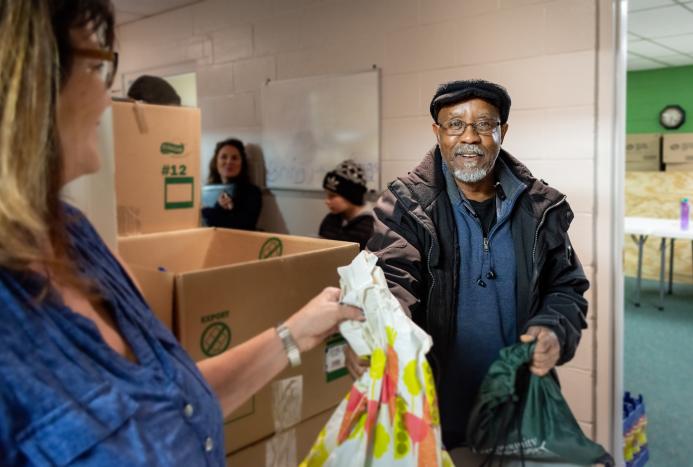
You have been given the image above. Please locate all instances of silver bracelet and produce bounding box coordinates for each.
[276,323,301,367]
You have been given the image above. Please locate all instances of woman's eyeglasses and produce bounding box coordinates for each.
[73,48,118,89]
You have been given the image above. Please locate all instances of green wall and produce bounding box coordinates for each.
[627,65,693,134]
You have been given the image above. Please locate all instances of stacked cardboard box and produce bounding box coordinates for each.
[663,133,693,172]
[110,100,356,458]
[626,134,660,172]
[112,100,201,235]
[226,406,333,466]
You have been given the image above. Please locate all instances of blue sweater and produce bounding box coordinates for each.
[439,158,526,448]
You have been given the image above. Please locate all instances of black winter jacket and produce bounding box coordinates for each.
[366,147,589,375]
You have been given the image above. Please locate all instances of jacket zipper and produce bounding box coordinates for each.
[390,191,437,313]
[520,196,567,335]
[531,196,567,263]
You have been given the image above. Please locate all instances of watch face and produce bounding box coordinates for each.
[660,105,685,129]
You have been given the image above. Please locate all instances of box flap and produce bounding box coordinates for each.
[118,228,214,273]
[203,228,356,267]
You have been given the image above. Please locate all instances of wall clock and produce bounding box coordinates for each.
[659,105,685,130]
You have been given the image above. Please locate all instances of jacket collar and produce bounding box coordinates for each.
[394,145,566,220]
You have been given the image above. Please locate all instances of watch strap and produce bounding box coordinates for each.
[276,323,301,367]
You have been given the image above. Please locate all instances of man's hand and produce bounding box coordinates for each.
[345,345,369,379]
[520,326,560,377]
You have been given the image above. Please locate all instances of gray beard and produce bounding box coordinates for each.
[453,166,488,183]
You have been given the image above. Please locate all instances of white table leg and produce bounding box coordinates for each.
[659,237,666,311]
[631,234,647,307]
[668,238,676,295]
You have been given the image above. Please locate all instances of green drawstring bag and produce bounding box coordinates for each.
[466,342,613,466]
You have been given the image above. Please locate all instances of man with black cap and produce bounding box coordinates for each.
[347,79,589,462]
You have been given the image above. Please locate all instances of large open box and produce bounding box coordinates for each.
[226,405,333,466]
[118,228,357,453]
[112,100,201,236]
[663,133,693,164]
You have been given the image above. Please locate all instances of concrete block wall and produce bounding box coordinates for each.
[116,0,601,438]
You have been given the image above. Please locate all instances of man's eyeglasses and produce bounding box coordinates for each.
[73,48,118,89]
[436,118,500,136]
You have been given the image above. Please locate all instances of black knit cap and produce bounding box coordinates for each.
[430,79,511,124]
[322,160,367,206]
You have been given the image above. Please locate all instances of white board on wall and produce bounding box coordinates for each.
[261,70,379,191]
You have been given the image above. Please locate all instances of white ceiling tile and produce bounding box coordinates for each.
[629,5,693,38]
[656,54,693,67]
[628,0,675,12]
[653,33,693,54]
[628,39,680,57]
[627,55,668,70]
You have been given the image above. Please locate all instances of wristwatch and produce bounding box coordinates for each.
[276,323,301,367]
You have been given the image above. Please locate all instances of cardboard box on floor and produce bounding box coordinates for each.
[226,406,334,467]
[112,100,200,236]
[118,228,357,454]
[663,133,693,164]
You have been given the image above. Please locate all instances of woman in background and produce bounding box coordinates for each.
[319,160,375,250]
[0,1,360,465]
[201,138,262,230]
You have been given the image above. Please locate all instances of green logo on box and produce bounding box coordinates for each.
[160,142,185,155]
[200,322,231,357]
[164,176,194,210]
[259,237,283,259]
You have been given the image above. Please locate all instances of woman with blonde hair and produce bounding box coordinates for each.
[0,1,360,465]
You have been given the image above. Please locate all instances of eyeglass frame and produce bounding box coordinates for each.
[435,117,501,136]
[72,48,118,89]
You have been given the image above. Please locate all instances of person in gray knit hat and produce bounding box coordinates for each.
[346,79,590,465]
[318,160,374,250]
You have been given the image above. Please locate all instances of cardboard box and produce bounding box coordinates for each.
[662,133,693,164]
[626,134,660,163]
[226,406,334,467]
[118,228,357,453]
[112,100,201,236]
[626,160,659,172]
[665,162,693,172]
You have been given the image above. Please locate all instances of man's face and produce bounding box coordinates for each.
[432,98,508,184]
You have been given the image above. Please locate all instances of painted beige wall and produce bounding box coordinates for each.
[115,0,620,451]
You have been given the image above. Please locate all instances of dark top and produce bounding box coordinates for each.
[0,205,225,466]
[201,183,262,230]
[468,197,497,236]
[319,211,374,250]
[441,161,520,448]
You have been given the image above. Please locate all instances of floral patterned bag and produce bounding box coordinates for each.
[301,251,453,467]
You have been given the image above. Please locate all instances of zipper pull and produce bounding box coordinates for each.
[483,237,489,252]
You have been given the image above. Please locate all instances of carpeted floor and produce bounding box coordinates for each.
[624,276,693,467]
